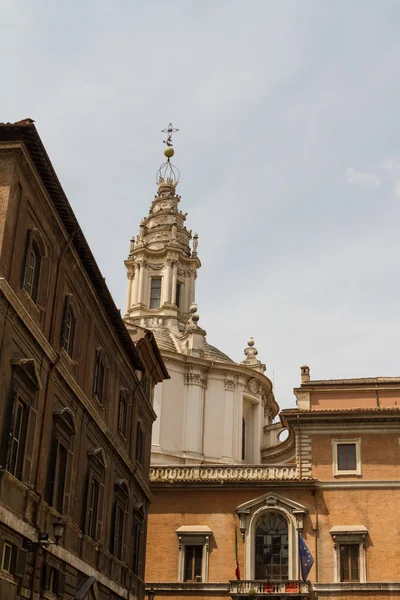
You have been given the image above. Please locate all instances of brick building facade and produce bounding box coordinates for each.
[0,120,168,600]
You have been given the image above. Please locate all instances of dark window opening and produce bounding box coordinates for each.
[150,278,162,309]
[132,519,142,575]
[118,393,127,438]
[136,421,145,465]
[87,478,100,539]
[112,504,124,560]
[55,442,68,514]
[93,351,106,403]
[184,546,202,582]
[176,283,182,308]
[337,444,356,471]
[340,544,359,582]
[9,400,29,479]
[241,418,246,461]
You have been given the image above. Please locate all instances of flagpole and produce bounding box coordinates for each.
[297,526,301,585]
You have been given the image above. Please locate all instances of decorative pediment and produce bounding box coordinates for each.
[53,406,77,436]
[11,358,42,390]
[87,447,107,470]
[236,492,307,515]
[236,492,308,535]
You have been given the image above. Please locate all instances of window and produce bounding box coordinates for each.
[5,360,40,486]
[132,518,143,576]
[176,526,212,583]
[54,442,68,514]
[340,544,359,582]
[135,421,145,465]
[255,512,289,581]
[24,241,40,301]
[9,399,29,479]
[84,447,106,542]
[93,349,106,403]
[184,546,203,582]
[150,278,162,308]
[110,479,129,561]
[330,525,367,583]
[118,390,128,438]
[176,283,182,308]
[42,564,66,596]
[47,408,76,517]
[87,478,100,539]
[61,305,75,356]
[1,542,14,572]
[22,227,51,309]
[337,444,356,471]
[332,439,361,476]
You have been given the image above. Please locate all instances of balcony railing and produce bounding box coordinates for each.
[229,580,311,596]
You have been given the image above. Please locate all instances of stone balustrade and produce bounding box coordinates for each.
[229,579,311,595]
[150,464,298,483]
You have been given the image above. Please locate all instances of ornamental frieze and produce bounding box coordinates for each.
[184,373,208,388]
[150,464,298,483]
[224,379,236,391]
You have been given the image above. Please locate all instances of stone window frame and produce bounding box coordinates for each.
[332,438,361,477]
[47,407,76,518]
[4,359,41,487]
[60,294,82,362]
[176,526,212,583]
[330,526,368,583]
[110,479,130,562]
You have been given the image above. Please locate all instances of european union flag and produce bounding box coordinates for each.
[298,533,314,582]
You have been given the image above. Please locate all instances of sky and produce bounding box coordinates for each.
[2,0,400,409]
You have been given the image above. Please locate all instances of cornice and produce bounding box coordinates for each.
[150,464,300,484]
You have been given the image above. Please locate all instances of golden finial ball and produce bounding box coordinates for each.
[164,146,174,158]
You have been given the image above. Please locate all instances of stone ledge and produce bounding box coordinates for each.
[315,582,400,592]
[146,583,229,592]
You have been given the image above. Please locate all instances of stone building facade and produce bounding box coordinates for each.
[122,144,400,600]
[0,120,168,600]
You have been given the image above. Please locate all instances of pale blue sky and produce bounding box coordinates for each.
[2,1,400,408]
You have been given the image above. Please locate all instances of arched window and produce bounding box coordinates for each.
[22,228,51,309]
[254,512,289,581]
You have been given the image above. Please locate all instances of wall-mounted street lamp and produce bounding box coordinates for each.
[147,588,156,600]
[27,518,66,550]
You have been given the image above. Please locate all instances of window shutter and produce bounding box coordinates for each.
[14,548,28,578]
[57,570,66,598]
[22,229,34,288]
[72,315,83,363]
[36,256,51,311]
[103,364,111,405]
[96,480,105,543]
[21,406,38,487]
[42,563,50,589]
[60,296,70,349]
[63,449,74,518]
[122,508,129,563]
[46,435,58,505]
[83,473,92,534]
[2,391,17,470]
[138,526,144,578]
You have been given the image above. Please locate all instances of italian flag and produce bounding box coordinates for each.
[235,525,241,580]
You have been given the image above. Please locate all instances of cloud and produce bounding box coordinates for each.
[345,167,380,189]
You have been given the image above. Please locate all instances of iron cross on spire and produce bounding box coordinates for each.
[161,122,179,147]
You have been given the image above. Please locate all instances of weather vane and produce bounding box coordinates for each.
[161,122,179,147]
[157,122,180,183]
